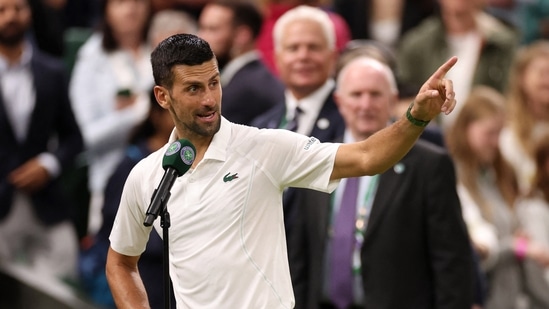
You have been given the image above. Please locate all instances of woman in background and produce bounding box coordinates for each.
[446,86,549,309]
[500,40,549,195]
[69,0,153,238]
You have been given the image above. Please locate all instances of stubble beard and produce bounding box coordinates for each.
[0,23,26,47]
[185,116,221,138]
[170,105,221,138]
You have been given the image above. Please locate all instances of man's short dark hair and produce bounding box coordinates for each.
[151,34,215,89]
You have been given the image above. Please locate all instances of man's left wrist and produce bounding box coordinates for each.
[405,101,430,127]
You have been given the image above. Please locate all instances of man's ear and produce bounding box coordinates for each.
[154,85,170,109]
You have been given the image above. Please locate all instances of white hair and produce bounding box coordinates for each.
[273,5,336,52]
[336,56,399,95]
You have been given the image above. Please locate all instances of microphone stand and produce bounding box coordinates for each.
[160,205,172,309]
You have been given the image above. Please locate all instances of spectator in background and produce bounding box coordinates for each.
[336,39,446,148]
[446,86,549,309]
[69,0,154,238]
[251,5,345,232]
[517,134,549,287]
[500,40,549,195]
[396,0,518,130]
[0,0,83,282]
[252,5,344,140]
[198,0,284,126]
[256,0,350,75]
[331,0,437,51]
[287,55,474,309]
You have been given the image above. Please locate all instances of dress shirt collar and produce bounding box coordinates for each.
[284,79,335,135]
[0,42,33,72]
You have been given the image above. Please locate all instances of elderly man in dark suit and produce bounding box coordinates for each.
[287,55,474,309]
[0,0,84,281]
[251,5,344,141]
[251,6,346,233]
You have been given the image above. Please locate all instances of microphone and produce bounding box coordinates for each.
[143,139,196,226]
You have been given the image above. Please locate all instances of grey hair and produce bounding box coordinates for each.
[273,5,335,52]
[336,56,399,95]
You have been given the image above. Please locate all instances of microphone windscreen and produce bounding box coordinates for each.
[162,139,196,176]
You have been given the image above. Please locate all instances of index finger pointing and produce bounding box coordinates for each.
[428,56,458,82]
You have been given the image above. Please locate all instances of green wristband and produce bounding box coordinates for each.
[406,102,430,127]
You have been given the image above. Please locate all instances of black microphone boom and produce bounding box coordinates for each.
[143,139,196,226]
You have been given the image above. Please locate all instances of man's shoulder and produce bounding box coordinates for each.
[399,16,443,46]
[479,12,520,47]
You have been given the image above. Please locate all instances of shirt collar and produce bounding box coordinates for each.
[0,42,33,73]
[168,117,231,162]
[284,79,335,119]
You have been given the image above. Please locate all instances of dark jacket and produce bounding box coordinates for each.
[0,48,84,224]
[288,140,475,309]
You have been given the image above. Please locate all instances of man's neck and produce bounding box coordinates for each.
[0,42,25,65]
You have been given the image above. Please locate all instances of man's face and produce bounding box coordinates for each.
[155,58,222,141]
[0,0,30,46]
[275,19,336,99]
[334,62,397,140]
[198,4,234,64]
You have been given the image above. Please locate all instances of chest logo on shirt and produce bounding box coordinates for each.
[223,172,239,183]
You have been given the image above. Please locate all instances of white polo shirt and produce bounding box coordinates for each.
[110,117,341,309]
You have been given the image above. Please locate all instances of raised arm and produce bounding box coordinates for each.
[331,57,458,180]
[106,247,150,309]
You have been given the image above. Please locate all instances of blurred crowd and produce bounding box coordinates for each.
[0,0,548,308]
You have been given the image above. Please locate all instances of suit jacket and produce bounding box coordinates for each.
[221,58,285,126]
[251,89,345,230]
[287,140,474,309]
[0,48,84,224]
[250,88,345,143]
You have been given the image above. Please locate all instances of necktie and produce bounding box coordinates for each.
[330,177,359,309]
[285,107,302,132]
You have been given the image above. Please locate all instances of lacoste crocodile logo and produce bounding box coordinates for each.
[223,172,239,183]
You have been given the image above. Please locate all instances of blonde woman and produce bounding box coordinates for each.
[446,86,549,309]
[500,40,549,195]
